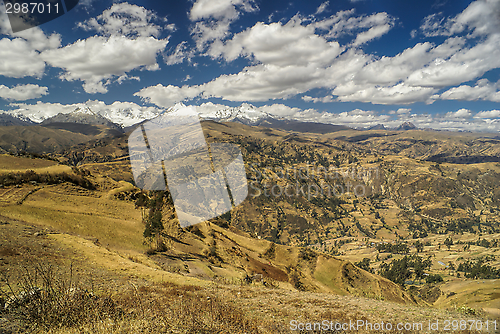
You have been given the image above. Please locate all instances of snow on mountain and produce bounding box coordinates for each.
[196,103,275,124]
[3,101,290,128]
[92,102,163,127]
[3,101,164,128]
[72,106,95,115]
[41,107,122,130]
[6,108,62,123]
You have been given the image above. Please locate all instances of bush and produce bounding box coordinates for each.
[0,170,95,190]
[425,274,443,284]
[0,264,121,331]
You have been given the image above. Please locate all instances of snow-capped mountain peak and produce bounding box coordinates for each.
[72,106,96,116]
[197,103,273,125]
[2,101,276,129]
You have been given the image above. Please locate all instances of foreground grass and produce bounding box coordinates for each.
[1,264,496,334]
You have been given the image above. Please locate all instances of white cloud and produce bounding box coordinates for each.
[77,3,163,38]
[189,0,258,51]
[438,79,500,102]
[0,38,47,78]
[316,11,395,42]
[134,84,202,107]
[316,2,330,15]
[140,2,500,106]
[420,0,500,37]
[396,108,411,114]
[79,0,96,10]
[5,100,163,126]
[474,110,500,118]
[41,35,168,94]
[0,10,60,78]
[259,104,303,118]
[211,18,342,66]
[334,82,438,105]
[33,3,171,94]
[200,64,328,101]
[445,108,472,119]
[405,34,500,88]
[353,23,392,46]
[302,95,334,103]
[165,41,195,65]
[0,84,48,101]
[190,0,256,21]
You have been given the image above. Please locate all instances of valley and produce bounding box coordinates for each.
[0,119,499,333]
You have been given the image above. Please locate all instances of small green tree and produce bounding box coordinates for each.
[355,258,374,273]
[143,191,167,251]
[415,240,424,253]
[444,236,453,250]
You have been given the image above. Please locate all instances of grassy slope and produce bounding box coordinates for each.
[0,155,419,306]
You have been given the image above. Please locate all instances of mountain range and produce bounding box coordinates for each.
[1,103,418,132]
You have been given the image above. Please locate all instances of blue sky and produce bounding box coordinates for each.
[0,0,499,131]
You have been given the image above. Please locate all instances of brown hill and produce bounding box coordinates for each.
[0,154,417,306]
[0,124,122,154]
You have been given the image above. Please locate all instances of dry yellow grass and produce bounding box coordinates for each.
[48,233,208,287]
[0,154,71,174]
[1,184,145,251]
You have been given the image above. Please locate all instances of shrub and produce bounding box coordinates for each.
[425,274,443,284]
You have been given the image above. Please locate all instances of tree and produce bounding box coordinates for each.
[355,258,374,273]
[415,240,424,253]
[379,255,432,285]
[379,257,411,285]
[426,274,443,284]
[142,191,168,251]
[444,236,453,250]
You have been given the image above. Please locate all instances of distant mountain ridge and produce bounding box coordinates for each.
[366,124,387,130]
[197,103,273,125]
[2,103,418,134]
[396,122,417,131]
[0,113,34,126]
[41,107,122,131]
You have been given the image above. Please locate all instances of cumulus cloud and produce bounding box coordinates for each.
[0,84,48,101]
[334,83,438,105]
[420,0,500,37]
[446,108,472,119]
[438,79,500,102]
[190,0,257,21]
[77,2,164,37]
[5,100,163,126]
[41,35,167,94]
[258,104,303,118]
[189,0,258,51]
[0,39,48,78]
[390,108,411,115]
[315,2,330,15]
[163,3,499,106]
[405,35,500,88]
[474,110,500,118]
[302,95,334,103]
[0,10,60,78]
[189,1,500,105]
[134,84,202,107]
[210,18,342,66]
[316,11,395,43]
[40,3,170,94]
[353,22,393,46]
